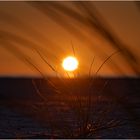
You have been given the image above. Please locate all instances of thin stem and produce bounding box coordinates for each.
[71,40,76,57]
[34,48,57,73]
[95,50,120,75]
[88,56,95,77]
[32,79,48,102]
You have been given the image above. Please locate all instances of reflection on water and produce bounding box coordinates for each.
[0,78,140,138]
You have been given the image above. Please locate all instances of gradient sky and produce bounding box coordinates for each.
[0,1,140,77]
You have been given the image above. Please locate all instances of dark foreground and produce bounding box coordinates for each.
[0,77,140,138]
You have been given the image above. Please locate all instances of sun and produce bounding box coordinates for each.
[62,56,79,71]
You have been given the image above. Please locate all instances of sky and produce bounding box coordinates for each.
[0,1,140,77]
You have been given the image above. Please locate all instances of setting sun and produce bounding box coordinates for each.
[62,56,79,71]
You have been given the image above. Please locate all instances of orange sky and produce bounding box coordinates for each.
[0,1,140,77]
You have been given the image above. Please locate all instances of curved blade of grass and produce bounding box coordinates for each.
[95,50,120,75]
[88,56,95,77]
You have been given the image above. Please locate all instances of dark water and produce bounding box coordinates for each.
[0,77,140,138]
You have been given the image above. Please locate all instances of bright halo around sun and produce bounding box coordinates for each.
[62,56,79,71]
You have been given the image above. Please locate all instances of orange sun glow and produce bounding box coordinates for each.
[62,56,79,71]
